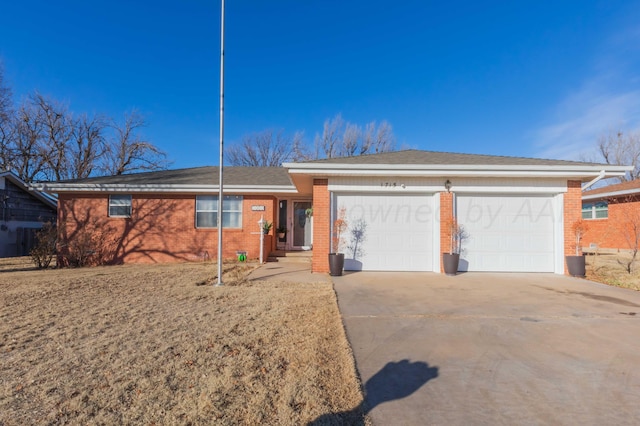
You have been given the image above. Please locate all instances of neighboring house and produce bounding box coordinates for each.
[581,179,640,251]
[0,171,57,258]
[32,150,630,274]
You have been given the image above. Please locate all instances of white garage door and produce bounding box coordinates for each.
[456,195,556,272]
[335,194,434,271]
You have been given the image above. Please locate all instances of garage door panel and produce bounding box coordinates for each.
[458,195,556,272]
[336,194,433,272]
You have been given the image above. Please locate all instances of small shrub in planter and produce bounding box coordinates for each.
[566,219,589,277]
[329,207,348,276]
[443,218,467,276]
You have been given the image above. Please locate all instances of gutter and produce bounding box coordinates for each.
[581,170,606,191]
[582,187,640,201]
[29,182,299,195]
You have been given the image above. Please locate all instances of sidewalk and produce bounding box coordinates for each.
[247,262,331,284]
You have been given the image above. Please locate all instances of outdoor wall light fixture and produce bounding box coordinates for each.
[444,179,452,192]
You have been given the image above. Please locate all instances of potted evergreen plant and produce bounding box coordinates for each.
[443,217,465,276]
[329,207,348,276]
[262,221,273,235]
[276,225,287,239]
[566,219,589,277]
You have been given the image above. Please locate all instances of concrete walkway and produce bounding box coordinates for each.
[247,261,331,284]
[332,271,640,425]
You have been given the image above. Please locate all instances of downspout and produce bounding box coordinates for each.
[581,170,606,191]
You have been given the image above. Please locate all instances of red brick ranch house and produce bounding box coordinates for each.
[33,150,630,274]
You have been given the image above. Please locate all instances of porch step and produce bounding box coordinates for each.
[267,250,312,263]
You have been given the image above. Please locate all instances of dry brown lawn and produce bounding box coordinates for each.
[586,251,640,291]
[0,258,366,425]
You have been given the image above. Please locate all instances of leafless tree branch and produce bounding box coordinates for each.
[103,111,170,175]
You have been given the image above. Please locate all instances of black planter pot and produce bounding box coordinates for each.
[443,253,460,276]
[566,255,586,277]
[329,253,345,276]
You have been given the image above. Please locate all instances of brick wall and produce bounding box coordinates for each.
[57,193,277,265]
[582,196,640,250]
[563,180,583,273]
[439,191,454,273]
[312,179,330,273]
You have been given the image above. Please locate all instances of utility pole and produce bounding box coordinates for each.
[216,0,225,286]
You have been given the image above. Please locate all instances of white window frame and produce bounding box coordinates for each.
[195,195,243,228]
[108,194,132,218]
[582,201,608,220]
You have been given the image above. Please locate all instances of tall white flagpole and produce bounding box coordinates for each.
[215,0,225,286]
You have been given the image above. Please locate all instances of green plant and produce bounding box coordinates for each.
[276,225,287,234]
[262,221,273,234]
[30,222,57,269]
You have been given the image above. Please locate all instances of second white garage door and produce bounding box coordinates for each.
[456,194,557,272]
[335,194,434,271]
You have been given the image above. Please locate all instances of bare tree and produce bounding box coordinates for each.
[372,120,395,153]
[10,101,48,182]
[314,114,345,159]
[310,114,396,160]
[595,131,640,182]
[0,64,170,181]
[103,111,169,175]
[31,93,74,181]
[227,129,302,166]
[340,122,362,157]
[70,114,107,179]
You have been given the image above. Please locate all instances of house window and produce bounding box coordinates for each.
[196,195,243,228]
[109,195,132,217]
[582,201,608,219]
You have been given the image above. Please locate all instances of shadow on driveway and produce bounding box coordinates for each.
[307,359,439,425]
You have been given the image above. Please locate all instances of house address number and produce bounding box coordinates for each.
[251,205,266,211]
[380,182,405,188]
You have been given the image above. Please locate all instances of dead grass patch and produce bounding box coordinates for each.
[0,258,365,425]
[586,252,640,291]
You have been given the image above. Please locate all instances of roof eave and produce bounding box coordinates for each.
[31,183,298,194]
[285,165,631,179]
[583,187,640,200]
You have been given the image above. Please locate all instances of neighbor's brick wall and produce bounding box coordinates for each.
[439,191,454,273]
[312,179,330,273]
[57,193,277,265]
[582,196,640,250]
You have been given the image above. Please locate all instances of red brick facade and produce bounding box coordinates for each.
[312,179,330,273]
[56,178,585,275]
[57,193,276,265]
[563,180,583,261]
[439,191,454,273]
[582,195,640,250]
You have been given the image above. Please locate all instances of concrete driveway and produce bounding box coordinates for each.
[332,272,640,425]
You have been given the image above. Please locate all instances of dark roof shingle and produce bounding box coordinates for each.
[56,166,293,187]
[294,149,604,167]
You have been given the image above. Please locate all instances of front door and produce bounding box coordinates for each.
[292,201,313,250]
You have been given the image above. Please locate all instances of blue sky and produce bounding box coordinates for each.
[1,0,639,169]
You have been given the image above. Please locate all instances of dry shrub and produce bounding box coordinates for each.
[58,218,119,267]
[29,222,57,269]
